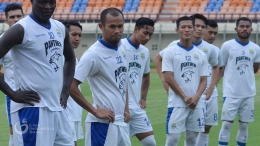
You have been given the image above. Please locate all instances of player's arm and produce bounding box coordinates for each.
[139,72,150,109]
[0,64,4,79]
[0,24,40,105]
[124,84,130,123]
[60,28,76,108]
[217,66,224,83]
[205,64,219,100]
[154,52,169,94]
[253,63,260,73]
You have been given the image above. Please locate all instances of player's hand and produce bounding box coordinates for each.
[183,96,191,104]
[204,87,214,100]
[95,105,115,123]
[60,93,69,109]
[139,99,146,109]
[162,81,169,95]
[188,97,199,110]
[10,89,40,106]
[124,110,131,123]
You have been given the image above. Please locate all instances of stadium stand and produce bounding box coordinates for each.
[0,0,259,22]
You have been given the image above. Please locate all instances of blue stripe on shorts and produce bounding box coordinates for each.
[166,107,174,134]
[18,107,39,146]
[91,122,109,146]
[6,96,11,126]
[223,97,226,103]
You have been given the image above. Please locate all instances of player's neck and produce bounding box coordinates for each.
[179,39,193,48]
[101,37,118,48]
[192,37,201,44]
[236,37,249,44]
[129,35,140,46]
[30,13,50,27]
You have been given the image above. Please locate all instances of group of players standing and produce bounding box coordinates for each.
[0,1,259,146]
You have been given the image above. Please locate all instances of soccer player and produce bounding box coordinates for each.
[121,17,156,146]
[62,21,84,146]
[69,8,131,146]
[162,16,208,146]
[196,20,224,146]
[0,3,24,146]
[0,0,76,145]
[218,17,260,146]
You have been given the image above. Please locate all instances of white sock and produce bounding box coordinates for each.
[218,121,233,146]
[141,135,156,146]
[165,133,181,146]
[9,134,14,146]
[186,131,198,146]
[236,122,248,146]
[196,132,209,146]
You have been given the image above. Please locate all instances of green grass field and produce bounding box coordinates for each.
[0,73,260,145]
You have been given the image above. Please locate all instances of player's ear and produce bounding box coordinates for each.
[98,23,104,32]
[175,28,178,33]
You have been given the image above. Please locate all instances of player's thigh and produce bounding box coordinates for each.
[186,108,204,132]
[205,96,218,126]
[68,121,77,142]
[129,109,153,136]
[239,97,254,122]
[166,107,189,134]
[221,97,242,121]
[105,124,131,146]
[74,121,84,140]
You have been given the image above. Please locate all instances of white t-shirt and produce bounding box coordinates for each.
[11,15,66,113]
[121,38,150,110]
[162,42,208,108]
[74,38,128,126]
[65,58,82,122]
[0,51,15,90]
[221,38,260,98]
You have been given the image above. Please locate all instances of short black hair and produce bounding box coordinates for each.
[236,17,252,27]
[190,13,208,26]
[62,20,82,30]
[208,20,218,28]
[176,16,194,28]
[135,17,154,29]
[100,7,124,25]
[4,3,23,18]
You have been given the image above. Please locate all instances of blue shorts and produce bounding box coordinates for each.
[5,96,11,126]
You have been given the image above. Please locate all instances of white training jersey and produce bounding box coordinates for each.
[65,58,82,122]
[221,38,260,98]
[121,38,150,110]
[207,44,224,97]
[10,15,66,113]
[0,50,15,90]
[74,38,128,126]
[162,42,208,108]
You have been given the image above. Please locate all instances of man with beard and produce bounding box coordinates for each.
[69,8,131,146]
[218,17,260,146]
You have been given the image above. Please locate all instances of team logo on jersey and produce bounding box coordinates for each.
[49,52,61,72]
[249,49,254,54]
[236,56,250,64]
[141,53,145,60]
[203,48,208,53]
[48,32,55,39]
[171,123,176,128]
[182,70,194,83]
[45,40,62,72]
[115,66,127,97]
[122,51,126,59]
[129,62,141,84]
[56,29,61,37]
[237,64,248,75]
[194,54,199,60]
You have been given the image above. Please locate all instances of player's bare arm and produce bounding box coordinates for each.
[205,65,219,100]
[253,63,260,73]
[189,76,207,109]
[154,54,169,94]
[139,73,150,109]
[217,66,224,85]
[0,65,4,79]
[70,79,115,123]
[0,24,40,105]
[60,28,76,109]
[164,71,190,103]
[124,86,131,123]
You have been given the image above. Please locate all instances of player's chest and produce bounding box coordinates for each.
[228,47,255,61]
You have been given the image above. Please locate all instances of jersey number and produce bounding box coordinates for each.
[134,55,138,60]
[185,56,191,61]
[116,56,122,64]
[197,118,205,126]
[144,117,151,126]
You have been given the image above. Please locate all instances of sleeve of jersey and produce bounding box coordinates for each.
[159,49,165,57]
[254,46,260,63]
[208,46,218,67]
[162,49,173,72]
[217,48,224,67]
[201,54,208,76]
[74,50,99,83]
[220,43,229,66]
[144,53,150,74]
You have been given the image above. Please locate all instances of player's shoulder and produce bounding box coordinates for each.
[248,41,260,49]
[168,40,180,47]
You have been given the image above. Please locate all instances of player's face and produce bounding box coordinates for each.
[68,25,82,49]
[31,0,56,21]
[5,9,23,27]
[193,18,206,39]
[235,20,252,39]
[203,26,218,44]
[99,14,124,45]
[176,20,194,41]
[134,25,154,45]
